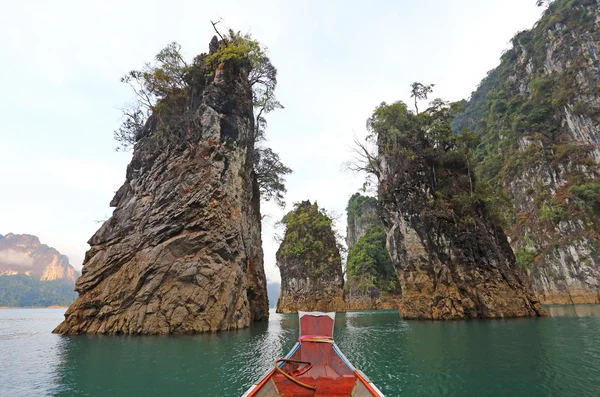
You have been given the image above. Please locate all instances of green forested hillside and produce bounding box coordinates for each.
[452,0,600,303]
[0,275,77,307]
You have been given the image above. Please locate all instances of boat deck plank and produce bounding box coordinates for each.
[273,373,356,396]
[244,312,383,397]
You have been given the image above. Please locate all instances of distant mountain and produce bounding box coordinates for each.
[0,233,79,306]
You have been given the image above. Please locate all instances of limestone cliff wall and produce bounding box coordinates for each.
[276,201,345,313]
[454,0,600,304]
[54,39,268,335]
[276,277,345,313]
[344,194,400,310]
[374,102,545,320]
[346,194,379,248]
[345,293,399,311]
[380,203,544,319]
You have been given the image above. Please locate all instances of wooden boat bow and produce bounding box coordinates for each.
[242,312,385,397]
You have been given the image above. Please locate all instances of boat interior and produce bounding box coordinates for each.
[245,312,382,397]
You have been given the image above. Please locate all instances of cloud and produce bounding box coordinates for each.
[0,249,34,268]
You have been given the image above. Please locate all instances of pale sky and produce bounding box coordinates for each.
[0,0,543,283]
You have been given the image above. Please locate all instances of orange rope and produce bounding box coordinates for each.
[274,359,316,391]
[299,337,333,343]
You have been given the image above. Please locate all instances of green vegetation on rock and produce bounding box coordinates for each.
[452,0,600,223]
[571,183,600,210]
[347,224,396,293]
[114,28,291,207]
[277,201,341,277]
[347,193,378,223]
[204,30,266,72]
[345,193,398,297]
[276,201,346,313]
[348,81,546,318]
[451,0,600,302]
[367,97,496,225]
[346,193,379,245]
[277,201,342,278]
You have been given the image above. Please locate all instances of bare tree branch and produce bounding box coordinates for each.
[344,137,380,177]
[210,19,225,41]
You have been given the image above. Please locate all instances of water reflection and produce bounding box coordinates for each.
[337,311,410,396]
[3,307,600,396]
[0,309,68,397]
[50,311,294,396]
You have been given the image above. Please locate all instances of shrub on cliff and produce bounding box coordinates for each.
[346,193,378,224]
[570,183,600,215]
[346,224,397,294]
[360,95,498,223]
[113,27,291,207]
[277,201,343,278]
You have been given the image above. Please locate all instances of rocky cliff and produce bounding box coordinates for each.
[0,233,78,282]
[346,193,379,248]
[54,37,269,334]
[345,194,400,310]
[453,0,600,304]
[369,100,546,320]
[276,201,345,313]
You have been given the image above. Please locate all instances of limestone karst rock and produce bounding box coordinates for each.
[0,233,78,282]
[453,0,600,304]
[371,101,546,320]
[344,194,400,310]
[346,193,379,249]
[276,201,345,313]
[0,233,78,307]
[54,37,269,334]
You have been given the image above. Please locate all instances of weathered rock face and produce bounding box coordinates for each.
[372,101,546,320]
[346,193,379,248]
[54,39,268,335]
[276,201,345,313]
[0,233,78,282]
[454,0,600,304]
[344,193,400,310]
[345,293,399,311]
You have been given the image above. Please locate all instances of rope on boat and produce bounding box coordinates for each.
[274,359,316,391]
[298,335,334,343]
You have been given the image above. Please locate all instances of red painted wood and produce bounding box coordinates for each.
[300,315,334,337]
[250,315,379,396]
[245,368,276,397]
[296,342,354,377]
[273,374,356,396]
[272,341,361,396]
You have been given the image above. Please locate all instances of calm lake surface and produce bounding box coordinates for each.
[1,307,600,396]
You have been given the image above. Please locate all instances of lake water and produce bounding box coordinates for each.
[1,307,600,396]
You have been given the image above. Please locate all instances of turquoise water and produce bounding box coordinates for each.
[1,307,600,396]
